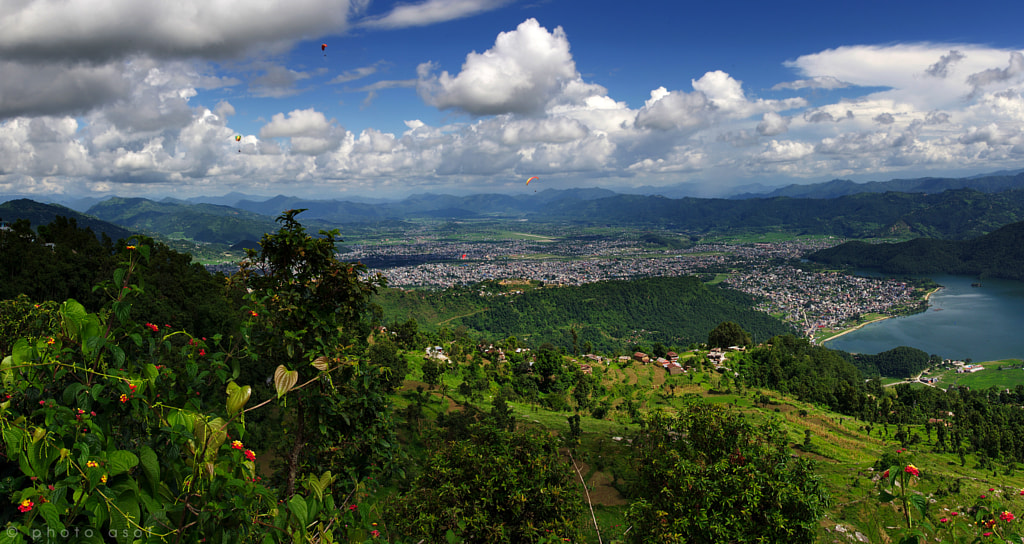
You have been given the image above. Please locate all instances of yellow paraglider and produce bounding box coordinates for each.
[526,176,539,185]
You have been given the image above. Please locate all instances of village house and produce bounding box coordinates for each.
[633,352,650,364]
[707,348,725,366]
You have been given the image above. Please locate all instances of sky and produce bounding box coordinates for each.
[2,0,1024,201]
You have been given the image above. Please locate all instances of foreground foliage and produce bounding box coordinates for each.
[625,402,830,543]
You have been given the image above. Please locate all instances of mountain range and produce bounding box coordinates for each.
[2,170,1024,246]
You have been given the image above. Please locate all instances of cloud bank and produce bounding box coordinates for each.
[2,8,1024,199]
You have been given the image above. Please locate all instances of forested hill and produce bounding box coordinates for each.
[538,188,1024,239]
[0,199,134,242]
[377,276,795,352]
[806,220,1024,280]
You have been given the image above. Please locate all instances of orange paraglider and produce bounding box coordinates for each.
[322,43,327,56]
[526,176,539,185]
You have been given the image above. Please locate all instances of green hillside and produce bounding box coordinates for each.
[808,219,1024,279]
[375,276,796,353]
[0,198,134,242]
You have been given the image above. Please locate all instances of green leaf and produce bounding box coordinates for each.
[11,338,33,365]
[288,495,308,527]
[138,445,160,495]
[112,300,130,325]
[226,385,252,416]
[37,502,66,534]
[62,383,87,405]
[274,365,298,399]
[108,450,139,476]
[199,418,228,462]
[143,363,159,381]
[113,267,126,290]
[1,355,13,387]
[908,493,928,517]
[59,299,88,340]
[878,490,896,503]
[110,345,126,368]
[109,492,141,544]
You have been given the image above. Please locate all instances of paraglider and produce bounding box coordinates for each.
[526,176,539,185]
[234,134,241,152]
[322,43,327,56]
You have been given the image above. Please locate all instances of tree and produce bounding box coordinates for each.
[707,321,752,348]
[385,423,583,542]
[625,402,830,543]
[368,336,407,391]
[422,356,442,389]
[237,210,396,495]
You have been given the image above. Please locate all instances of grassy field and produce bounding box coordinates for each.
[933,360,1024,389]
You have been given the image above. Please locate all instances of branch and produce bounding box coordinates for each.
[569,451,602,544]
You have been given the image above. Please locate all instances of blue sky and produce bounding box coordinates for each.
[2,0,1024,200]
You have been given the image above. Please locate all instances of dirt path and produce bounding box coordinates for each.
[437,308,487,326]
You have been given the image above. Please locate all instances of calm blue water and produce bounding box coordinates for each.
[824,274,1024,361]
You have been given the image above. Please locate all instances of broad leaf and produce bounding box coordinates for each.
[226,385,252,416]
[108,450,139,476]
[274,365,298,399]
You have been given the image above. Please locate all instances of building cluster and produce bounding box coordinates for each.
[722,265,918,336]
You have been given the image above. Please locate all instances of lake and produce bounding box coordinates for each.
[823,274,1024,362]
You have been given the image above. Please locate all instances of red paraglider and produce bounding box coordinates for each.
[322,43,327,56]
[526,176,539,185]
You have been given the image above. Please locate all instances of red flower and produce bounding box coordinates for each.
[18,499,33,513]
[349,504,357,511]
[904,464,919,476]
[249,310,259,317]
[370,530,380,538]
[981,494,987,499]
[883,469,889,478]
[951,512,959,516]
[231,440,244,450]
[128,384,137,392]
[984,532,993,537]
[244,449,256,462]
[145,323,159,332]
[199,349,206,356]
[1001,511,1015,522]
[896,449,902,453]
[119,394,128,403]
[39,400,45,406]
[939,517,949,523]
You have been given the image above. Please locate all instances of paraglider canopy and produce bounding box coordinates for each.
[526,176,539,185]
[235,135,241,142]
[321,43,327,55]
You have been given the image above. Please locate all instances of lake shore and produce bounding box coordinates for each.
[820,286,942,345]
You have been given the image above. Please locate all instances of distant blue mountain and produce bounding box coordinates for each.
[731,170,1024,199]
